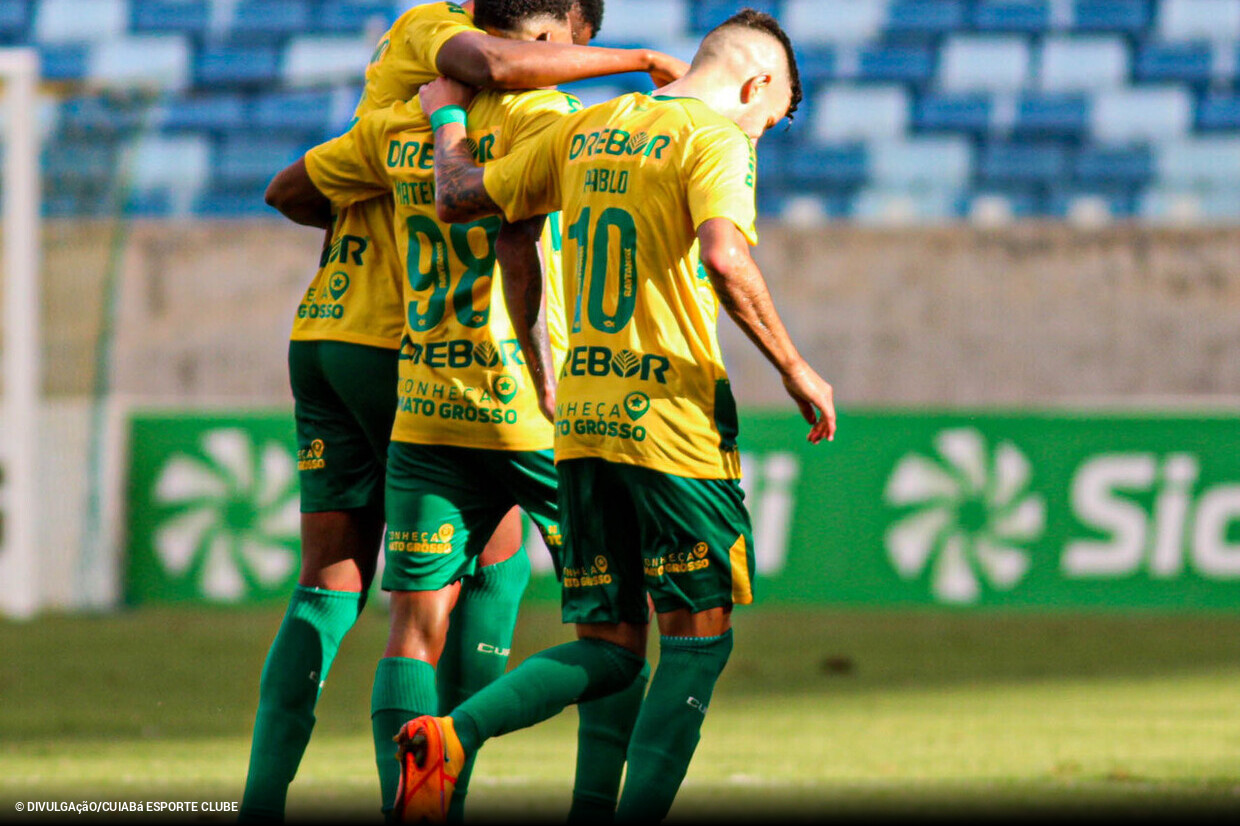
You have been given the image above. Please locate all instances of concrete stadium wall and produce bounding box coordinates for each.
[38,220,1240,406]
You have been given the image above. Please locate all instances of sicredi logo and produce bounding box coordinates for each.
[885,429,1240,604]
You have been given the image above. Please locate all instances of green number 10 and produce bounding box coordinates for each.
[567,206,638,334]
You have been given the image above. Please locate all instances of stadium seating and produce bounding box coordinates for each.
[9,0,1240,221]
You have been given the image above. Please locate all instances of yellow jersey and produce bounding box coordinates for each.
[482,93,760,479]
[289,1,477,349]
[306,88,580,451]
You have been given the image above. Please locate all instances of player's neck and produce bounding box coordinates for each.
[653,70,743,124]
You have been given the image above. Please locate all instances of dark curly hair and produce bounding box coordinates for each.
[711,8,802,120]
[572,0,604,36]
[473,0,574,32]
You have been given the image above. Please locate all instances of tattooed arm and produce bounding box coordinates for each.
[419,78,503,224]
[496,216,556,422]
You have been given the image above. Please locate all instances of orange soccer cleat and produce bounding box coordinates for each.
[392,716,466,823]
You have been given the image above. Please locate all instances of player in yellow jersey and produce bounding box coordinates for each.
[396,9,835,822]
[244,1,686,822]
[261,2,670,822]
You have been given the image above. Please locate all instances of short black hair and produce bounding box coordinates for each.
[473,0,573,32]
[572,0,604,35]
[712,8,802,120]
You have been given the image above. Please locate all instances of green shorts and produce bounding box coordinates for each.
[557,458,755,625]
[288,339,398,513]
[383,442,561,592]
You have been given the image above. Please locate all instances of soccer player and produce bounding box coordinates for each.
[264,2,667,821]
[243,1,685,821]
[400,9,835,822]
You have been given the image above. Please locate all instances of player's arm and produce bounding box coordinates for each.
[437,31,687,89]
[266,158,333,229]
[698,218,836,444]
[420,80,501,223]
[496,216,556,422]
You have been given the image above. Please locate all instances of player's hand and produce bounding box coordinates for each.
[645,51,690,87]
[781,361,836,444]
[418,76,476,117]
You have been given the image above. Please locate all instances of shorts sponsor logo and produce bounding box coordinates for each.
[644,548,711,577]
[297,439,326,471]
[387,524,455,555]
[563,556,613,588]
[693,542,709,559]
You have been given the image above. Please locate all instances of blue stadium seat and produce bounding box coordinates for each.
[796,47,835,86]
[964,189,1044,220]
[37,44,89,81]
[813,85,910,142]
[1158,138,1240,186]
[940,36,1031,92]
[42,140,114,186]
[316,1,399,34]
[1135,42,1213,84]
[1039,36,1128,92]
[886,0,968,37]
[195,44,281,87]
[1198,94,1240,129]
[196,184,278,215]
[0,1,31,44]
[1073,144,1153,185]
[1072,0,1152,33]
[692,0,778,33]
[1014,94,1090,137]
[786,144,869,188]
[89,35,191,90]
[1047,187,1138,219]
[123,135,210,198]
[124,190,174,217]
[251,89,336,135]
[228,0,311,42]
[214,137,306,185]
[1092,87,1192,141]
[853,188,959,224]
[870,138,973,188]
[914,93,993,134]
[34,0,129,43]
[282,35,372,87]
[58,95,146,134]
[974,1,1052,32]
[131,0,211,35]
[784,0,884,44]
[1159,0,1240,42]
[158,93,248,133]
[603,0,688,41]
[980,143,1069,184]
[856,44,935,83]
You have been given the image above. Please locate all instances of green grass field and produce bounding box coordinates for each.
[3,605,1240,821]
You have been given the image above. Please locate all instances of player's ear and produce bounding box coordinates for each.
[740,74,772,105]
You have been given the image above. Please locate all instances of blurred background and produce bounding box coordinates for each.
[1,0,1239,816]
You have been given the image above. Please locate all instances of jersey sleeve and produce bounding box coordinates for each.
[304,109,394,207]
[502,91,583,159]
[392,5,476,81]
[686,125,759,246]
[482,117,568,223]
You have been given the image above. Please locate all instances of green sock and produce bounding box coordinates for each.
[370,657,438,815]
[568,660,650,824]
[615,631,734,824]
[451,638,645,757]
[240,586,361,823]
[438,550,530,824]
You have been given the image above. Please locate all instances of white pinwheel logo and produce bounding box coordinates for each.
[151,428,299,601]
[884,428,1045,604]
